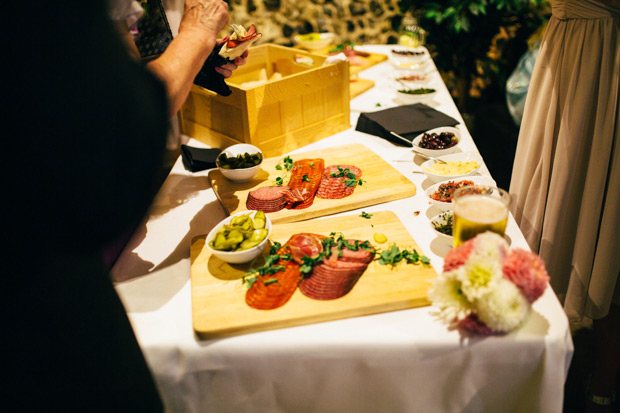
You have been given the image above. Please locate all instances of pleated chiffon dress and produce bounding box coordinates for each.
[509,0,620,323]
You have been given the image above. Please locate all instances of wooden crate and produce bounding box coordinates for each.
[180,44,351,157]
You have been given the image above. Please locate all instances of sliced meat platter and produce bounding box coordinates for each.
[245,233,376,310]
[246,159,362,213]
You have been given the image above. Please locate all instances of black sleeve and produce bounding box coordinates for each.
[6,0,169,250]
[5,1,169,410]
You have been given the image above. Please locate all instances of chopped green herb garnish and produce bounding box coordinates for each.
[302,174,310,182]
[282,156,294,171]
[361,211,373,219]
[274,156,294,186]
[377,244,430,267]
[329,167,365,188]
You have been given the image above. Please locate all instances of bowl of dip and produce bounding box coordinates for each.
[421,152,481,183]
[425,175,497,211]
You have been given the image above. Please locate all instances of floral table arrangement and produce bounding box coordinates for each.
[429,232,549,335]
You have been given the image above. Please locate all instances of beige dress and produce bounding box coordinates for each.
[510,0,620,323]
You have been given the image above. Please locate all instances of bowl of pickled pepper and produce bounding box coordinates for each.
[216,144,263,182]
[206,210,272,264]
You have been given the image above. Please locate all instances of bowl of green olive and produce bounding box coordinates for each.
[206,210,272,264]
[216,144,263,182]
[396,87,437,104]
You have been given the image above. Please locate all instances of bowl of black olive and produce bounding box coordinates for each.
[216,144,263,182]
[411,126,461,156]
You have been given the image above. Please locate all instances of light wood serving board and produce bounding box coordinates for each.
[297,45,387,75]
[349,78,375,98]
[209,144,416,224]
[349,52,388,75]
[191,211,437,338]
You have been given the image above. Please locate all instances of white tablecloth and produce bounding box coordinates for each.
[112,45,573,412]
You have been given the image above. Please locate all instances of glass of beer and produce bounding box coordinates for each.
[452,185,511,247]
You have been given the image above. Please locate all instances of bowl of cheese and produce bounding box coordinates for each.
[421,152,481,183]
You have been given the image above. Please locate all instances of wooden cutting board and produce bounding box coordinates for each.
[350,78,375,98]
[191,211,437,338]
[209,144,416,224]
[349,52,388,75]
[302,46,387,75]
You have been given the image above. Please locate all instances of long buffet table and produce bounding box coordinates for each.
[111,45,573,412]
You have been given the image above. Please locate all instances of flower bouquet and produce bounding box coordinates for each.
[429,232,549,335]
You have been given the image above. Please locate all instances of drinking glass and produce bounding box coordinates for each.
[452,185,511,247]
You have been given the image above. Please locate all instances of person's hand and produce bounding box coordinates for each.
[215,49,249,78]
[179,0,230,41]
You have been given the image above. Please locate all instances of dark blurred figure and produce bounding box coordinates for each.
[3,0,230,410]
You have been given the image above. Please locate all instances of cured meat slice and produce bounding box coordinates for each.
[299,260,367,300]
[316,165,362,199]
[285,159,325,209]
[299,239,375,300]
[288,233,325,263]
[246,186,289,213]
[245,243,301,310]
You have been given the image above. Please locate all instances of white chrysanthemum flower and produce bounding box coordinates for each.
[458,252,503,301]
[474,278,530,332]
[429,270,472,322]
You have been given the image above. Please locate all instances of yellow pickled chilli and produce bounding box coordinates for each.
[210,211,269,251]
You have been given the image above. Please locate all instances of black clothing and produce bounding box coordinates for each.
[6,0,168,410]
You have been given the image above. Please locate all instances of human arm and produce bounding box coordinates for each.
[146,0,231,115]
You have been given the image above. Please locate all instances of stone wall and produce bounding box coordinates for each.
[226,0,405,46]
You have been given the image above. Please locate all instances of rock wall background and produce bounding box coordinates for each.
[225,0,404,46]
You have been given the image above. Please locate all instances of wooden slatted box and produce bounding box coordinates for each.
[179,44,350,157]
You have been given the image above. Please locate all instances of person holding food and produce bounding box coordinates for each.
[112,0,249,115]
[5,0,245,410]
[103,0,255,268]
[508,0,619,409]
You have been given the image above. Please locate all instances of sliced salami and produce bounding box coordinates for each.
[299,238,375,300]
[316,165,362,199]
[299,260,366,300]
[246,185,289,213]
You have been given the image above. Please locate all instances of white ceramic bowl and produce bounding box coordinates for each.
[425,175,498,211]
[412,127,461,157]
[206,210,272,264]
[394,70,431,85]
[421,152,482,183]
[430,210,453,242]
[217,143,263,182]
[389,47,428,69]
[293,33,335,50]
[396,87,437,104]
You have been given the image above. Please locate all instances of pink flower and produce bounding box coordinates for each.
[502,248,549,303]
[458,313,501,336]
[443,238,475,272]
